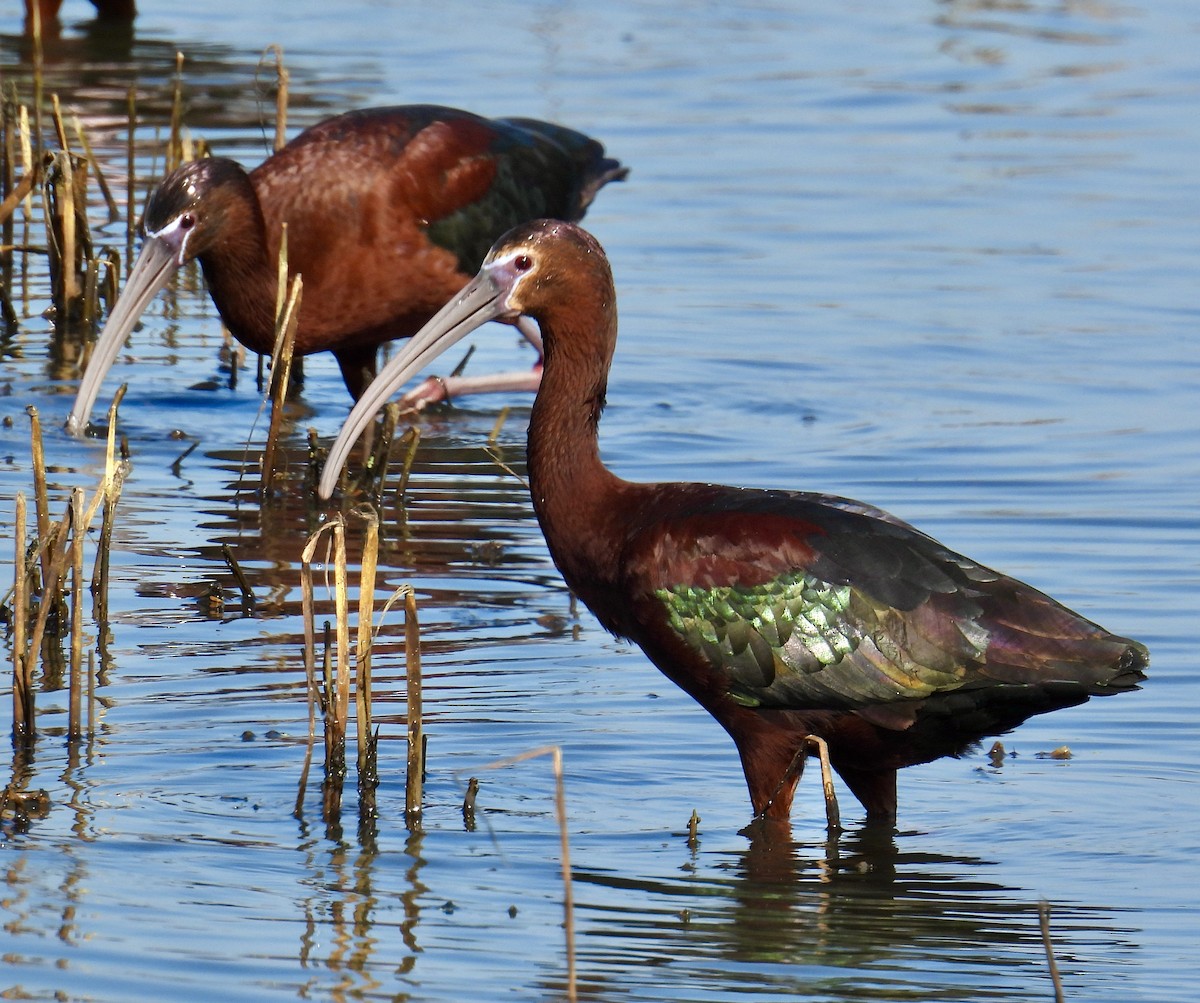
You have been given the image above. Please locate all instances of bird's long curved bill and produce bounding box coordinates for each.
[66,235,181,435]
[318,264,513,499]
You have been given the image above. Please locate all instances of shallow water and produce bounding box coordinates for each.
[0,1,1197,1001]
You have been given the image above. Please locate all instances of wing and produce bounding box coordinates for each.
[624,486,1143,718]
[254,106,624,332]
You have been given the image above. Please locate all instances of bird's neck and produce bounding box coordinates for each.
[526,325,630,598]
[197,186,280,357]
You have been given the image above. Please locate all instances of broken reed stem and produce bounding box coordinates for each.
[58,152,79,307]
[473,746,575,1000]
[0,170,36,228]
[167,52,185,173]
[300,521,342,817]
[330,520,351,815]
[366,403,399,507]
[220,543,256,613]
[1039,901,1065,1003]
[91,389,127,622]
[462,776,479,830]
[487,406,510,447]
[805,735,842,832]
[393,426,421,503]
[26,406,51,586]
[49,94,69,154]
[11,493,29,744]
[260,223,302,496]
[68,488,84,740]
[22,505,73,741]
[81,257,99,327]
[297,527,320,816]
[403,586,424,827]
[354,507,379,788]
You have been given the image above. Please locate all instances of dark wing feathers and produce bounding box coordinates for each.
[627,486,1145,722]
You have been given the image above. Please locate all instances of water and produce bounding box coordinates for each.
[1,1,1197,1000]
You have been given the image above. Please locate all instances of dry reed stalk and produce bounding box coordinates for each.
[30,4,43,168]
[260,223,302,496]
[18,103,31,305]
[90,389,127,622]
[125,86,135,274]
[167,52,185,173]
[220,542,255,613]
[18,105,32,213]
[86,649,95,737]
[473,746,576,1000]
[462,777,479,830]
[25,406,52,588]
[319,619,338,820]
[71,113,119,222]
[325,518,351,821]
[55,151,79,308]
[332,519,350,743]
[101,248,119,316]
[393,426,421,505]
[11,493,29,743]
[68,487,84,740]
[804,735,842,832]
[22,504,73,740]
[297,522,323,815]
[299,517,351,818]
[484,407,528,488]
[352,507,379,786]
[0,171,35,228]
[1,91,15,310]
[361,403,399,506]
[487,406,510,447]
[49,94,68,151]
[403,586,424,827]
[82,256,106,327]
[1039,901,1065,1003]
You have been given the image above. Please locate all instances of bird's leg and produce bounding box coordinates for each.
[833,765,898,826]
[803,735,842,833]
[334,344,379,401]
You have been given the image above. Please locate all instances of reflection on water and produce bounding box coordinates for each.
[1,0,1197,1001]
[576,828,1138,1001]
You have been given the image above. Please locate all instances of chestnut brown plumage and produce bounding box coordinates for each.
[66,106,626,434]
[319,220,1147,825]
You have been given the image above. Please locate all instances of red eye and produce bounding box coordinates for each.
[513,253,532,272]
[179,213,196,231]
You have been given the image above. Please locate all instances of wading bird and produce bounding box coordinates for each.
[66,106,626,434]
[318,220,1147,826]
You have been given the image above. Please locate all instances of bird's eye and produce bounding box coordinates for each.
[179,213,196,231]
[513,253,532,272]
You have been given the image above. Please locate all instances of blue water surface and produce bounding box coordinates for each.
[0,1,1196,1000]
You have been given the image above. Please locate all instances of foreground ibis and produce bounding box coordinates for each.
[319,220,1148,826]
[66,106,626,434]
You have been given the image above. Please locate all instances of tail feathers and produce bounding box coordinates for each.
[500,117,628,217]
[981,581,1149,693]
[575,158,630,215]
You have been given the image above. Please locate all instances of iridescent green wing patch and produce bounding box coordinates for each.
[655,570,975,710]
